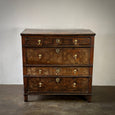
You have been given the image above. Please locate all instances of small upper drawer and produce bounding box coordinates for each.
[24,36,91,47]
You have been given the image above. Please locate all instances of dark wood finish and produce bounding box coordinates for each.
[24,75,92,78]
[21,29,95,36]
[26,48,90,65]
[24,35,91,47]
[26,67,90,76]
[21,29,95,102]
[24,64,93,67]
[28,77,89,93]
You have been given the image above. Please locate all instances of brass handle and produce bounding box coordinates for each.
[74,39,78,45]
[38,54,42,59]
[73,69,77,74]
[56,68,60,75]
[39,69,42,74]
[56,78,60,83]
[37,40,41,45]
[73,82,77,87]
[39,82,42,87]
[56,39,60,44]
[56,48,60,54]
[74,54,77,60]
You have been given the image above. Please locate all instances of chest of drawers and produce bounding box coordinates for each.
[21,29,95,102]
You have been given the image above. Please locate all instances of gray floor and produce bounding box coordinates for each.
[0,85,115,115]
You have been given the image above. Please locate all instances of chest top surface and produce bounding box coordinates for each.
[21,29,96,36]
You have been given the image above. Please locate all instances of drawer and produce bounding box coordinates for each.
[27,67,90,76]
[26,48,63,64]
[62,48,90,65]
[26,48,90,65]
[28,77,89,93]
[25,36,91,47]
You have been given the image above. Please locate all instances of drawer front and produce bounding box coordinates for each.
[63,48,90,65]
[26,48,90,65]
[26,48,63,64]
[28,77,89,93]
[25,36,91,47]
[27,67,90,76]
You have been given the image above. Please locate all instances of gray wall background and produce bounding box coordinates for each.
[0,0,115,85]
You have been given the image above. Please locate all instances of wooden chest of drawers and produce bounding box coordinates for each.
[21,29,95,102]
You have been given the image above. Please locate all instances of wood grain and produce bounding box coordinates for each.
[28,77,89,93]
[24,35,91,47]
[26,48,90,65]
[26,67,90,76]
[21,29,95,36]
[21,29,95,102]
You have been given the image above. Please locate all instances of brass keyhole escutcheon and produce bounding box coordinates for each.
[74,39,78,45]
[38,54,42,59]
[56,48,60,54]
[39,69,42,74]
[56,78,60,83]
[37,39,41,45]
[56,68,60,75]
[39,82,42,87]
[56,39,60,44]
[73,82,77,87]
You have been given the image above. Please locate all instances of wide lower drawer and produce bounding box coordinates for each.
[26,48,90,65]
[26,67,90,76]
[28,77,89,93]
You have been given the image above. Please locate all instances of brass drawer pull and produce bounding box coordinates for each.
[56,78,60,83]
[74,39,78,45]
[56,39,60,44]
[39,69,42,74]
[38,54,42,59]
[74,54,77,60]
[37,40,41,45]
[39,82,42,87]
[56,48,60,54]
[73,69,78,74]
[73,82,77,87]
